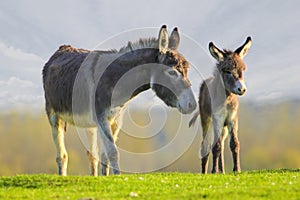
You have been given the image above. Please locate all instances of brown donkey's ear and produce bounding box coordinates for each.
[169,27,180,50]
[209,42,224,62]
[158,25,169,54]
[235,36,252,59]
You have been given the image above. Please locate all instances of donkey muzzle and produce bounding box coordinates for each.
[234,79,247,96]
[177,88,197,114]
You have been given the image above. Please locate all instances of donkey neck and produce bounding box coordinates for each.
[116,48,159,94]
[211,70,236,104]
[98,48,160,108]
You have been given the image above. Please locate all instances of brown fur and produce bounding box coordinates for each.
[190,37,252,174]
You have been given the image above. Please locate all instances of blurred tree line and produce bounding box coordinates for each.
[0,101,299,175]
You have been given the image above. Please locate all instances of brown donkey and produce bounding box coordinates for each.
[189,37,252,173]
[43,25,196,176]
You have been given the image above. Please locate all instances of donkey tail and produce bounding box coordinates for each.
[189,110,200,127]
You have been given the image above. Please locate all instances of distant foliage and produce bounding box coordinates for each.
[0,101,300,175]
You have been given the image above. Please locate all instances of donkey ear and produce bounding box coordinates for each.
[209,42,224,62]
[168,27,180,50]
[235,36,252,59]
[158,25,169,54]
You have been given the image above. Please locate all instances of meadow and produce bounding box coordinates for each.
[0,169,299,199]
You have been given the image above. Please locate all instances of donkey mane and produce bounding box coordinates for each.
[212,49,245,77]
[42,38,159,84]
[119,38,158,53]
[48,37,158,65]
[222,49,234,55]
[57,38,158,55]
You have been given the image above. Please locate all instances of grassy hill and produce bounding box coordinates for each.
[0,169,299,199]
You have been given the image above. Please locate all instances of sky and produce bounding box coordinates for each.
[0,0,300,111]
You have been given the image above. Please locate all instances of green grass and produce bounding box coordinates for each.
[0,169,299,200]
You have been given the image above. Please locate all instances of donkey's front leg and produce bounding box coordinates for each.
[97,116,120,175]
[211,116,224,173]
[218,127,228,174]
[229,119,241,172]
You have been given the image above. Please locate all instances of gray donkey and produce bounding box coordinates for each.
[189,37,252,173]
[43,25,197,176]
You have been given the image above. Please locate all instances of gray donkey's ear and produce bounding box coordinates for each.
[158,25,169,54]
[169,27,180,50]
[235,36,252,59]
[209,42,224,62]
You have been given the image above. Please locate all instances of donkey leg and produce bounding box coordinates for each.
[50,114,68,176]
[200,134,211,174]
[100,120,121,175]
[211,140,221,173]
[229,119,241,172]
[201,147,209,174]
[211,117,224,174]
[86,128,99,176]
[200,116,212,174]
[100,149,110,176]
[97,116,120,175]
[218,127,228,174]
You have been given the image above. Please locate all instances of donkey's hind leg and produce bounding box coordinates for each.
[50,114,68,176]
[86,128,100,176]
[201,141,210,174]
[229,118,241,172]
[100,120,121,176]
[97,116,120,175]
[200,116,212,174]
[100,149,109,176]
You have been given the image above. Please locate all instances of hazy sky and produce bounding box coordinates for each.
[0,0,299,111]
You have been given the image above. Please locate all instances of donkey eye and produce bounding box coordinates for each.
[223,70,232,75]
[169,70,177,76]
[167,70,178,77]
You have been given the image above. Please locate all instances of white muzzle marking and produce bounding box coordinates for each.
[234,79,247,95]
[177,88,197,114]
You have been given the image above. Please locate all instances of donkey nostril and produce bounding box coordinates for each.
[238,88,246,93]
[188,101,196,110]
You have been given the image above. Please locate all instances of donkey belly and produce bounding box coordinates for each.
[58,105,125,128]
[59,112,97,128]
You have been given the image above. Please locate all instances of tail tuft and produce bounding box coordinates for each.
[189,111,200,127]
